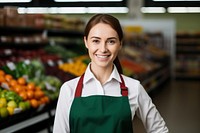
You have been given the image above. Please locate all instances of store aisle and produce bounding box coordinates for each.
[133,79,200,133]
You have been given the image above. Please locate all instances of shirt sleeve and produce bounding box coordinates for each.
[53,82,72,133]
[136,84,169,133]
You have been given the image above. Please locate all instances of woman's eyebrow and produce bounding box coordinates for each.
[90,36,117,40]
[90,36,100,39]
[107,37,117,40]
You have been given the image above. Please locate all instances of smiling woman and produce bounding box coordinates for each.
[53,14,169,133]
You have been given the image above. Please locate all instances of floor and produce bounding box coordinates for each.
[37,79,200,133]
[133,79,200,133]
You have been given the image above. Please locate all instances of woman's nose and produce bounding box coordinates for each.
[99,43,107,52]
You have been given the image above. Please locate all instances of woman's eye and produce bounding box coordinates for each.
[92,40,100,44]
[107,40,115,44]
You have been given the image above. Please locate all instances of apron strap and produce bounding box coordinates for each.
[119,75,128,96]
[75,74,84,97]
[75,74,128,97]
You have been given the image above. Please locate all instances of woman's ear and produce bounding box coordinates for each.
[84,36,88,49]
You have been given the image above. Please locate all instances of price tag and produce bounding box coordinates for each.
[14,108,22,114]
[45,82,56,92]
[4,49,12,56]
[24,59,31,65]
[57,60,64,65]
[47,60,54,67]
[1,82,10,90]
[7,62,16,71]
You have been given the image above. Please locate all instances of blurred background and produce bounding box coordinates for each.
[0,0,199,133]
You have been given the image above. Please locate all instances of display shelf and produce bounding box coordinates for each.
[0,26,44,36]
[0,25,83,132]
[0,26,83,37]
[141,67,170,92]
[175,32,200,79]
[0,101,56,133]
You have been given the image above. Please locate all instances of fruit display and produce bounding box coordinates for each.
[1,59,62,100]
[0,69,49,113]
[0,89,31,118]
[58,55,90,76]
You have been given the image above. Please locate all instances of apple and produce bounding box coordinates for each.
[18,102,26,111]
[7,100,17,108]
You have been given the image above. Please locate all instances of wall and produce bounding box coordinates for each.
[143,13,200,33]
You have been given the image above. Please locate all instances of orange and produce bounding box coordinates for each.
[27,82,35,91]
[0,70,5,76]
[35,86,41,91]
[34,90,44,99]
[27,90,34,99]
[9,79,18,87]
[5,74,13,82]
[0,75,6,83]
[19,91,27,101]
[14,85,23,93]
[17,77,26,85]
[30,99,39,108]
[42,96,50,104]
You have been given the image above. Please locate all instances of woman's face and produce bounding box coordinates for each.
[84,23,122,69]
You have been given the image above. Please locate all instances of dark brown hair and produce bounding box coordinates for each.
[84,14,123,74]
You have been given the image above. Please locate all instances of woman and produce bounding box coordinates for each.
[53,14,169,133]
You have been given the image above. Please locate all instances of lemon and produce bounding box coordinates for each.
[7,106,15,115]
[0,107,9,118]
[0,98,7,108]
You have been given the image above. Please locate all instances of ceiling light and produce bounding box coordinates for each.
[54,0,122,2]
[167,7,200,13]
[141,7,166,13]
[153,0,200,1]
[0,0,31,3]
[18,7,128,14]
[87,7,128,13]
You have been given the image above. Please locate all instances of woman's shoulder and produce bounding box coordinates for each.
[61,76,80,88]
[121,74,140,85]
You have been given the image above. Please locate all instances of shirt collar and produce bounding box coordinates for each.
[83,63,122,84]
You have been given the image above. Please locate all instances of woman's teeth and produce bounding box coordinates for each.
[96,55,109,58]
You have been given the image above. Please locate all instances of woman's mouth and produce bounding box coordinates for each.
[96,54,110,59]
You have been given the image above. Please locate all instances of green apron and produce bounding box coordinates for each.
[69,74,133,133]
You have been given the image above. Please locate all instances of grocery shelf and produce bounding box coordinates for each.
[0,111,49,133]
[175,32,200,79]
[0,100,57,132]
[142,67,170,92]
[0,26,83,38]
[47,29,83,38]
[0,26,44,36]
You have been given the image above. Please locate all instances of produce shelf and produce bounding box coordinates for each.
[0,100,57,133]
[0,26,44,36]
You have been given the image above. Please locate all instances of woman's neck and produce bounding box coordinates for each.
[90,63,113,85]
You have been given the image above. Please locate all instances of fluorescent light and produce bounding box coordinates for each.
[141,7,166,13]
[153,0,200,1]
[168,7,200,13]
[58,7,87,14]
[54,0,122,2]
[87,7,128,13]
[18,7,128,14]
[0,0,31,3]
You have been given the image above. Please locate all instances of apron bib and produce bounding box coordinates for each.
[69,74,133,133]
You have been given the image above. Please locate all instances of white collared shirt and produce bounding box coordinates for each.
[53,64,169,133]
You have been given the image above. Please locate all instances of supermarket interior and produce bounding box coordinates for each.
[0,0,200,133]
